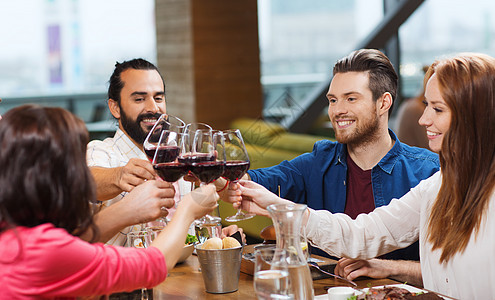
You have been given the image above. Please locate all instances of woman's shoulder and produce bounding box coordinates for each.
[0,224,83,265]
[416,170,442,194]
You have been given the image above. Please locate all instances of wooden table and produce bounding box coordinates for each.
[153,252,400,299]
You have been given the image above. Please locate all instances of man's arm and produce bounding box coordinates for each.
[90,166,125,200]
[90,158,156,200]
[335,258,423,288]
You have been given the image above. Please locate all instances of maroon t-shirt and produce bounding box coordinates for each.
[344,155,375,219]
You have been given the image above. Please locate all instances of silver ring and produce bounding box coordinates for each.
[160,206,167,212]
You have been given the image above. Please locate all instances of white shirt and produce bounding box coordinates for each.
[306,171,495,299]
[87,128,191,246]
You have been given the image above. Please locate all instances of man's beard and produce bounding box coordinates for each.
[334,111,380,147]
[120,109,162,145]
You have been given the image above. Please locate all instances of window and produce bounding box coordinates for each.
[0,0,156,122]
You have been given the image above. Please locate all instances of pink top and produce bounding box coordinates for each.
[0,223,167,299]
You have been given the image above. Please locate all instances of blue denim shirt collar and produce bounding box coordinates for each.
[334,129,399,174]
[376,129,401,174]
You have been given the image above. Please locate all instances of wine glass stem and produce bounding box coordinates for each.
[232,180,243,215]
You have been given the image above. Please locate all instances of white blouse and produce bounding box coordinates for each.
[306,171,495,299]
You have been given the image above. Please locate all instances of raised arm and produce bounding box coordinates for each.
[223,180,293,217]
[150,184,219,271]
[90,158,157,200]
[80,180,175,243]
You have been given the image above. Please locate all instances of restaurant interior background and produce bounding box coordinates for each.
[1,0,495,138]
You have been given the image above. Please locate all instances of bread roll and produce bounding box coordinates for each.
[260,225,276,241]
[202,237,222,250]
[222,236,241,249]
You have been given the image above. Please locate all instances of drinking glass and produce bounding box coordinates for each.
[254,248,293,300]
[143,114,185,162]
[222,129,253,222]
[126,230,153,248]
[145,219,167,241]
[127,230,153,300]
[190,130,226,226]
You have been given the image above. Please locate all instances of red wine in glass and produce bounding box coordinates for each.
[222,129,253,222]
[190,161,226,184]
[222,160,250,182]
[145,145,180,163]
[178,153,215,165]
[154,162,189,182]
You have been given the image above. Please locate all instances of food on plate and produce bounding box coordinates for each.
[185,234,198,245]
[404,294,443,299]
[355,286,442,299]
[222,236,241,249]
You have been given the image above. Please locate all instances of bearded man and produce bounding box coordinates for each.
[87,59,242,246]
[226,49,439,286]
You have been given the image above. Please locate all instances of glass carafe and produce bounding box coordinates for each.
[267,203,314,300]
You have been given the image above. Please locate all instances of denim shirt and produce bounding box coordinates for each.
[248,130,440,260]
[248,130,439,212]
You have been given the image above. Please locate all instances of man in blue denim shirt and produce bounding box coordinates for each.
[243,49,439,285]
[248,130,438,213]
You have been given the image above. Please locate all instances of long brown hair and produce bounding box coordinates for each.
[426,53,495,263]
[0,105,99,241]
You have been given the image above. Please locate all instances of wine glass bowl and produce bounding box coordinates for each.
[180,124,213,183]
[223,129,253,222]
[162,114,186,133]
[152,130,189,182]
[143,114,185,162]
[191,130,226,226]
[189,130,226,184]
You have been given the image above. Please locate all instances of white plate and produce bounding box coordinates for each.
[315,283,447,299]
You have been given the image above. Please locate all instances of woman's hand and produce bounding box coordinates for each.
[225,180,291,217]
[178,184,219,220]
[119,180,175,224]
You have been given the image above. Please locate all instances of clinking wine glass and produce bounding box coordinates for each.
[190,130,226,226]
[152,130,189,210]
[150,130,187,223]
[153,130,188,182]
[181,123,213,190]
[143,114,185,162]
[222,129,253,222]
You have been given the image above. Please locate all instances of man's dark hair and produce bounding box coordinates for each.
[333,49,398,116]
[108,58,164,105]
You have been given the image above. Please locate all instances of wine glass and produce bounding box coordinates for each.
[180,123,213,189]
[190,130,226,226]
[152,130,188,180]
[143,114,185,162]
[181,123,213,167]
[152,130,189,224]
[254,247,292,300]
[222,129,253,222]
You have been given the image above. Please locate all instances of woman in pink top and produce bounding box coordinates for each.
[0,105,219,299]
